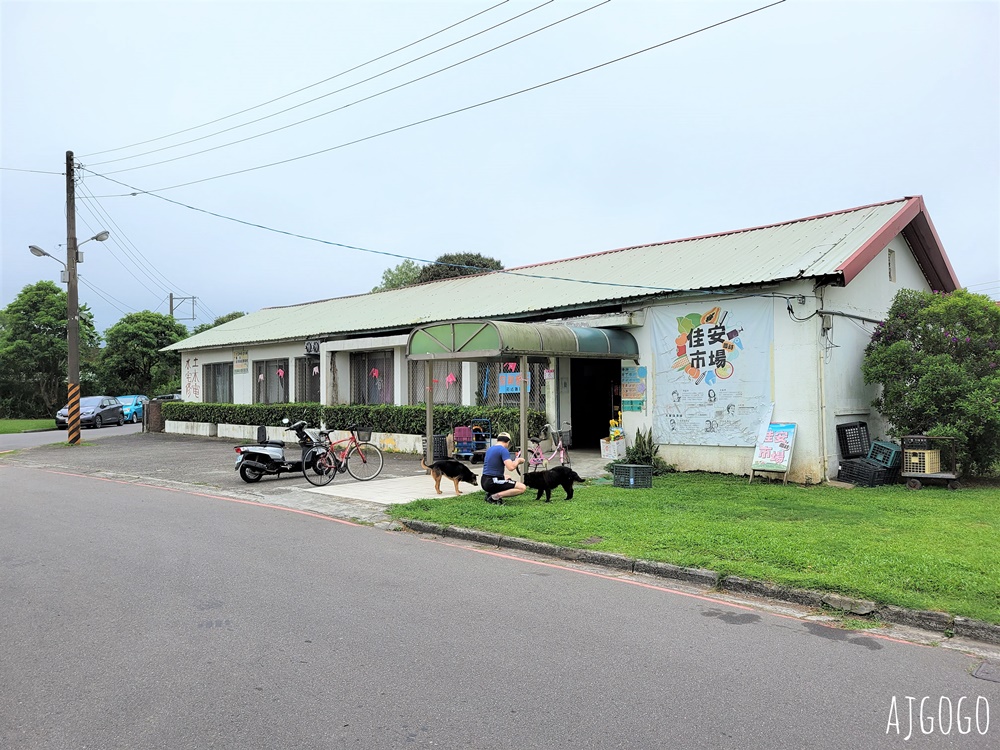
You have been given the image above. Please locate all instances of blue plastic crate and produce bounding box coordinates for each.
[867,440,901,468]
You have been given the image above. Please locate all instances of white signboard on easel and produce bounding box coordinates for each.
[749,422,797,484]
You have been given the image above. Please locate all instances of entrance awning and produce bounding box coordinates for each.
[407,320,639,361]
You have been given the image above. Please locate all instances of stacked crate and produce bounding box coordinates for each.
[836,422,901,487]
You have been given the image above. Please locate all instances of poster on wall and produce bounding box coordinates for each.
[234,349,249,375]
[650,298,773,446]
[621,365,647,412]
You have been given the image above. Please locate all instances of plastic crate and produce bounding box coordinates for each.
[836,421,871,459]
[453,426,475,456]
[612,463,653,489]
[867,440,901,468]
[838,458,897,487]
[421,434,448,461]
[903,449,941,474]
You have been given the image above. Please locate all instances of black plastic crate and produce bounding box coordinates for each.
[836,421,871,459]
[612,463,653,489]
[421,434,449,461]
[837,458,898,487]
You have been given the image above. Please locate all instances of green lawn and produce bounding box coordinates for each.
[0,419,55,434]
[390,473,1000,624]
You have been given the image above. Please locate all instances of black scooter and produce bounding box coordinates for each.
[234,418,316,483]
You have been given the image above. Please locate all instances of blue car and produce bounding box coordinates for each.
[116,395,149,423]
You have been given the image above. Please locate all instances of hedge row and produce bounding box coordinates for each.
[160,402,546,438]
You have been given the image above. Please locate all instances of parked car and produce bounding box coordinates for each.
[116,395,149,423]
[55,396,125,429]
[153,393,183,402]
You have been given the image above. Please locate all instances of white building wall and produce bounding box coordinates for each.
[820,234,932,474]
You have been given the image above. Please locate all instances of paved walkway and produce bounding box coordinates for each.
[303,450,611,505]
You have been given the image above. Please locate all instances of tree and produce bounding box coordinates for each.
[862,288,1000,475]
[371,259,422,292]
[0,281,100,417]
[100,312,189,396]
[415,253,503,284]
[192,311,246,336]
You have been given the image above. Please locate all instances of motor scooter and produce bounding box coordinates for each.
[234,418,317,483]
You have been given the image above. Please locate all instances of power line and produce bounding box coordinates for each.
[91,0,788,195]
[82,166,710,295]
[94,0,602,174]
[78,276,136,318]
[76,177,220,320]
[0,166,63,175]
[78,1,513,158]
[74,207,165,299]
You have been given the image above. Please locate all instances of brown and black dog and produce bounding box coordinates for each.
[421,458,479,495]
[522,465,585,502]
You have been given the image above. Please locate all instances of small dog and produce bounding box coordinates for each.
[522,465,585,502]
[421,458,479,495]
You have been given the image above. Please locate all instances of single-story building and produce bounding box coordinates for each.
[164,196,960,483]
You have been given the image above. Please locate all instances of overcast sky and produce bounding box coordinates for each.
[2,0,998,334]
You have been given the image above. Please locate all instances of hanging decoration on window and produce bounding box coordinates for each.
[258,373,265,382]
[312,366,319,376]
[277,367,285,380]
[370,367,379,379]
[505,362,517,372]
[445,372,457,388]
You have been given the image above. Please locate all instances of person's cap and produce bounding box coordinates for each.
[496,432,512,442]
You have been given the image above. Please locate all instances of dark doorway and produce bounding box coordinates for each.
[569,358,621,449]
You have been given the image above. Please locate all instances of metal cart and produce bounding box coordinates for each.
[900,435,960,490]
[469,418,491,464]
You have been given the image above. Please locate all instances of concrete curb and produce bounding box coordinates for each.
[399,519,1000,646]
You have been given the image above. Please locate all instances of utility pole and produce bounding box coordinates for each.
[169,292,197,321]
[65,151,82,446]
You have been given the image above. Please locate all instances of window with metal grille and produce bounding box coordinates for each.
[253,358,290,404]
[350,350,394,404]
[408,361,462,404]
[295,356,321,403]
[202,362,233,403]
[476,361,546,410]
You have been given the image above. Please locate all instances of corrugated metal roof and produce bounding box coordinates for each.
[164,198,932,352]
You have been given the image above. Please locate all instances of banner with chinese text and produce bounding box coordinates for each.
[651,298,773,446]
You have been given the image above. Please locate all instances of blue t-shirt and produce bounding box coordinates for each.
[482,443,511,478]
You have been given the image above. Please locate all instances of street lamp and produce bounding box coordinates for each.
[28,223,109,445]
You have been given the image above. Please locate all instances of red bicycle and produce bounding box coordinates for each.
[302,425,384,486]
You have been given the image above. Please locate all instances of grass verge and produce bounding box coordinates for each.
[0,419,55,434]
[389,472,1000,624]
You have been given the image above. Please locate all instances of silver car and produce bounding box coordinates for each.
[55,396,125,429]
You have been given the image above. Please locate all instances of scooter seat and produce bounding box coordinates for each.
[259,439,285,448]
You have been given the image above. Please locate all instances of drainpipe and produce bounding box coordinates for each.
[817,287,829,482]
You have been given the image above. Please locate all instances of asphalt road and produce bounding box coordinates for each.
[2,457,999,749]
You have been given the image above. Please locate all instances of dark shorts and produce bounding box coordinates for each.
[482,476,517,494]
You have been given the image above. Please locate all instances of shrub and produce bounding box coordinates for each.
[606,427,675,476]
[862,288,1000,475]
[159,401,545,439]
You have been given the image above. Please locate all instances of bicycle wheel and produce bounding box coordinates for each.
[346,442,383,481]
[559,447,571,469]
[303,446,336,486]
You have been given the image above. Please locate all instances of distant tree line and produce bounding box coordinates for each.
[0,281,243,419]
[371,253,503,292]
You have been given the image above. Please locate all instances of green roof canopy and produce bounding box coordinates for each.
[407,320,639,361]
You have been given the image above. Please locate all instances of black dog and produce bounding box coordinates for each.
[421,458,479,495]
[522,465,585,502]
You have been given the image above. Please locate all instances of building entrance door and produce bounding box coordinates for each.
[569,358,621,449]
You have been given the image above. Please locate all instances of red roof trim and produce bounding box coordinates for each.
[836,196,960,292]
